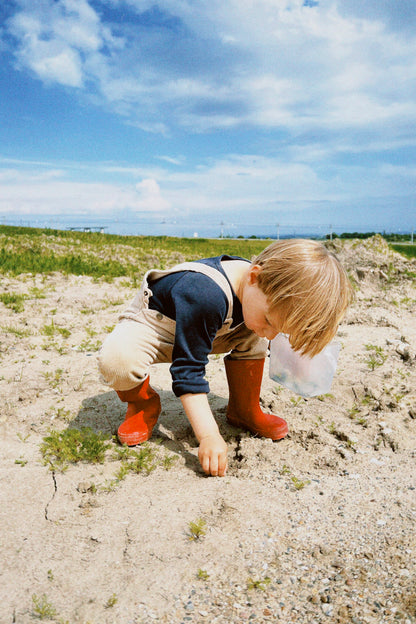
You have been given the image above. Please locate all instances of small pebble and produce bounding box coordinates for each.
[321,604,333,616]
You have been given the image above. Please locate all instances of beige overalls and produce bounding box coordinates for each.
[98,261,268,392]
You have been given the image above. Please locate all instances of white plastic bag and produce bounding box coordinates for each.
[269,333,340,397]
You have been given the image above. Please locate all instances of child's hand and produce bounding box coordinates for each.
[198,434,228,477]
[179,393,228,477]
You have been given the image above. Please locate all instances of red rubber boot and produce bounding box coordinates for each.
[116,377,161,446]
[225,358,288,440]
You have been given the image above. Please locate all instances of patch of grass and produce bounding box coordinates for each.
[188,518,207,541]
[73,371,91,392]
[197,568,210,581]
[42,320,71,338]
[365,354,382,371]
[40,427,111,471]
[364,344,387,370]
[391,243,416,260]
[347,270,360,291]
[0,292,27,313]
[103,444,178,490]
[396,368,410,379]
[1,324,31,337]
[46,406,73,423]
[42,368,64,388]
[113,443,178,476]
[77,337,102,352]
[280,463,310,490]
[104,594,118,608]
[101,297,126,308]
[31,594,57,620]
[0,225,271,280]
[0,246,129,279]
[329,423,357,448]
[345,437,356,449]
[41,340,69,355]
[161,453,178,470]
[42,368,65,389]
[113,444,158,475]
[247,576,271,591]
[348,405,361,419]
[29,286,47,299]
[316,393,334,402]
[290,475,311,490]
[361,393,375,407]
[290,396,305,407]
[17,432,30,443]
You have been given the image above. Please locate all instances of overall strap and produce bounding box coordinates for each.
[146,261,234,323]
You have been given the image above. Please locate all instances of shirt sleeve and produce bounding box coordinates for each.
[169,273,228,397]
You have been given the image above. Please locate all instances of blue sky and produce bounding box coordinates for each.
[0,0,415,236]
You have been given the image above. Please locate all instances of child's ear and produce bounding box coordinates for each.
[248,264,262,285]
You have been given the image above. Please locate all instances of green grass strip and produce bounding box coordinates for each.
[391,243,416,260]
[0,249,129,278]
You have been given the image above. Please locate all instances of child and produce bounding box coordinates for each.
[98,239,352,477]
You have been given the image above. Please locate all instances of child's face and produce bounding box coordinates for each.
[241,266,285,340]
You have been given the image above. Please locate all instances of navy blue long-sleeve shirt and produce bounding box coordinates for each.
[148,256,247,396]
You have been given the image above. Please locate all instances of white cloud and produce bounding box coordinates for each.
[8,0,109,87]
[135,178,171,211]
[0,153,414,230]
[0,168,66,182]
[32,45,83,87]
[6,0,416,139]
[0,169,165,215]
[157,155,184,166]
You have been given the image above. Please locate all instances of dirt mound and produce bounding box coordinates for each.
[326,234,415,289]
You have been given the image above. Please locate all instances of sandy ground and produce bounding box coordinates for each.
[0,236,415,624]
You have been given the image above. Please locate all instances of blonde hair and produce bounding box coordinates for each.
[253,239,353,357]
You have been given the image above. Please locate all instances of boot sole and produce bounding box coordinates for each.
[227,415,288,440]
[117,429,153,446]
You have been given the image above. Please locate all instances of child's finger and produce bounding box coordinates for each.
[218,453,227,477]
[209,455,219,477]
[200,453,211,475]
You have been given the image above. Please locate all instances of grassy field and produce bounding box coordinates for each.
[1,225,415,280]
[391,243,416,260]
[0,225,272,281]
